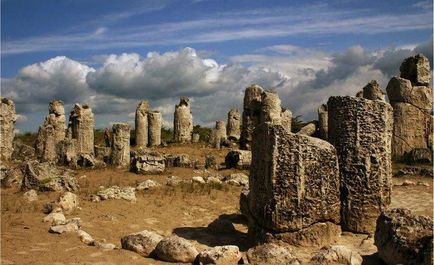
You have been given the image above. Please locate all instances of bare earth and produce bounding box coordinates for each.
[1,144,432,264]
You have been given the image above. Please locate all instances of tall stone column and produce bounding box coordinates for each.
[173,97,193,143]
[328,96,393,233]
[227,109,241,141]
[318,104,328,140]
[281,108,292,133]
[260,91,282,125]
[240,85,264,150]
[135,101,149,147]
[35,100,66,161]
[210,120,226,148]
[148,111,162,146]
[68,104,94,155]
[111,123,131,166]
[0,97,16,161]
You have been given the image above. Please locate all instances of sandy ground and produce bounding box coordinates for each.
[1,144,432,264]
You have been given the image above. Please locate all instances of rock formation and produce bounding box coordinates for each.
[248,123,341,246]
[135,101,149,147]
[210,120,226,148]
[131,150,165,174]
[328,96,393,233]
[260,91,282,125]
[386,54,432,157]
[281,108,292,133]
[318,104,328,140]
[148,111,162,146]
[35,100,66,162]
[227,109,241,140]
[362,80,385,101]
[297,122,317,136]
[67,104,94,155]
[0,97,16,161]
[173,97,193,143]
[110,123,131,166]
[240,84,264,150]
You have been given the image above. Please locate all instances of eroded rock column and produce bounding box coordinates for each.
[227,109,241,141]
[318,104,328,140]
[328,96,393,233]
[111,123,131,166]
[362,80,385,101]
[135,101,149,147]
[35,100,66,162]
[173,97,193,143]
[260,91,282,125]
[240,85,264,150]
[67,104,94,155]
[248,123,341,246]
[0,97,16,161]
[281,108,292,133]
[148,111,162,146]
[210,120,227,148]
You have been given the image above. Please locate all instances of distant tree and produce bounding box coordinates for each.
[291,115,305,133]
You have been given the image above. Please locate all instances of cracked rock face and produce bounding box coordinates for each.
[249,123,340,233]
[0,97,16,161]
[110,123,131,166]
[328,96,393,234]
[173,97,193,143]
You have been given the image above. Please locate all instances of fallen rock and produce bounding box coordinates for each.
[96,186,136,202]
[136,180,161,191]
[165,154,191,168]
[197,245,241,265]
[206,176,223,185]
[310,245,363,265]
[224,150,251,169]
[43,212,67,225]
[375,208,433,265]
[131,150,165,174]
[23,189,38,202]
[57,192,79,214]
[224,173,248,186]
[166,176,181,186]
[192,176,206,184]
[49,219,80,234]
[77,229,94,245]
[154,235,199,263]
[121,230,163,257]
[246,243,301,265]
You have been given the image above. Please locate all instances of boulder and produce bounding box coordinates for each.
[131,150,165,174]
[136,180,161,191]
[246,243,301,265]
[386,77,432,111]
[166,176,181,186]
[23,189,38,202]
[96,186,136,202]
[77,230,94,245]
[197,245,241,265]
[121,230,163,257]
[399,53,431,86]
[154,235,199,263]
[49,219,80,234]
[224,173,248,186]
[310,245,363,265]
[43,212,66,226]
[165,154,191,168]
[375,208,433,265]
[224,150,251,169]
[192,176,206,184]
[57,192,79,214]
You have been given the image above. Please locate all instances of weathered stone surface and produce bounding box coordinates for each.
[205,155,217,169]
[154,235,198,263]
[246,243,301,265]
[400,53,431,86]
[297,122,317,136]
[386,77,432,112]
[121,229,163,257]
[131,150,165,174]
[224,173,248,186]
[318,104,328,140]
[49,222,79,234]
[355,90,363,98]
[197,245,241,265]
[12,141,35,161]
[43,212,66,226]
[192,176,206,184]
[227,109,241,141]
[135,101,149,147]
[209,121,227,148]
[110,123,131,166]
[281,108,292,133]
[328,96,393,233]
[173,97,193,143]
[96,186,136,202]
[260,91,282,125]
[310,245,363,265]
[164,154,191,168]
[362,80,385,101]
[148,110,162,146]
[136,179,161,191]
[224,149,251,169]
[0,97,16,161]
[192,133,200,143]
[0,166,22,187]
[406,148,433,164]
[20,161,79,192]
[375,208,433,265]
[249,123,340,233]
[240,84,264,150]
[57,192,79,214]
[56,139,78,167]
[23,189,38,202]
[77,230,94,245]
[67,104,94,155]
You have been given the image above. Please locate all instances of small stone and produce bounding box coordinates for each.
[121,230,163,257]
[166,176,181,186]
[310,245,363,265]
[77,230,94,245]
[247,243,301,265]
[49,222,79,234]
[23,189,38,202]
[43,212,66,226]
[97,186,136,202]
[154,235,198,263]
[192,176,206,184]
[417,181,430,187]
[402,180,416,186]
[198,245,241,265]
[57,192,79,214]
[136,180,161,191]
[224,173,248,186]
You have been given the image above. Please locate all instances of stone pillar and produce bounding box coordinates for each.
[240,85,264,150]
[248,123,341,246]
[318,104,328,140]
[227,109,241,141]
[328,96,393,233]
[0,97,16,161]
[68,104,94,155]
[260,91,282,125]
[210,120,226,148]
[111,123,131,166]
[35,100,66,162]
[173,97,193,143]
[362,80,385,101]
[135,101,149,147]
[148,111,162,147]
[386,54,432,157]
[281,108,292,133]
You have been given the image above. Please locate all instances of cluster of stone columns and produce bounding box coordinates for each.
[173,97,193,143]
[134,100,162,147]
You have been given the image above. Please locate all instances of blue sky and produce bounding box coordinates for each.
[1,0,433,132]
